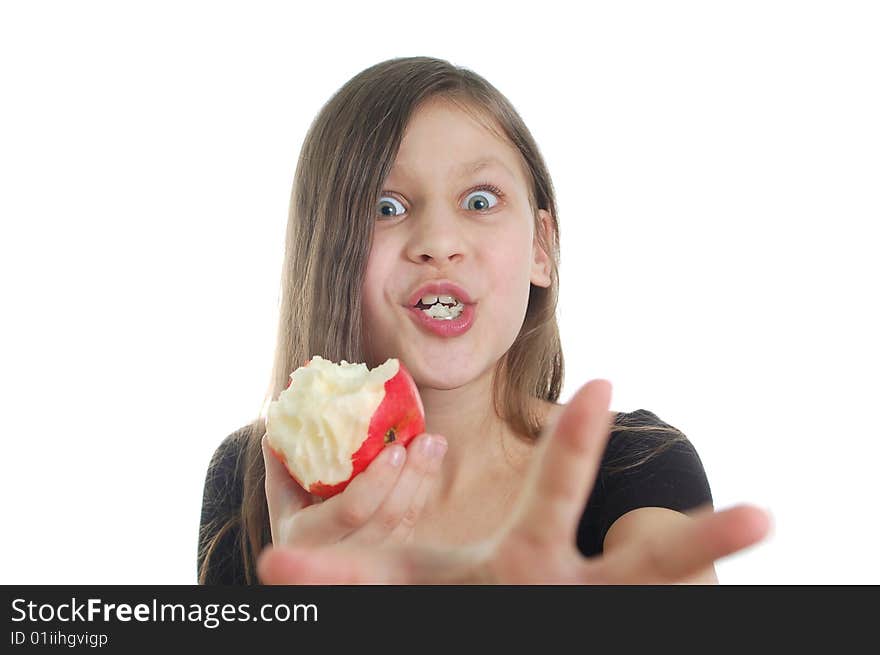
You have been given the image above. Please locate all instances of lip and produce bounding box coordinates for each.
[406,280,475,308]
[406,303,476,338]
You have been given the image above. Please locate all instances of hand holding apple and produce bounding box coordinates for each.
[262,429,447,548]
[261,356,447,548]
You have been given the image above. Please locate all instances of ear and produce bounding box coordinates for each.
[530,209,554,288]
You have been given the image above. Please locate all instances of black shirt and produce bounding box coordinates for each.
[198,409,713,584]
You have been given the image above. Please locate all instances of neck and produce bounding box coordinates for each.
[417,364,536,504]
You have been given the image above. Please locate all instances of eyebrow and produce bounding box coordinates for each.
[389,156,517,180]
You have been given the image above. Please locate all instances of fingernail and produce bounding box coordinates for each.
[387,444,405,467]
[429,436,447,459]
[417,435,434,457]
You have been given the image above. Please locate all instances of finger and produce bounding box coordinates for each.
[285,443,406,546]
[257,544,388,584]
[352,433,447,544]
[262,433,313,542]
[389,434,447,542]
[585,504,773,584]
[256,541,491,585]
[510,379,614,546]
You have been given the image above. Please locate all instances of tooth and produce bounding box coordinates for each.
[433,305,451,317]
[426,304,453,318]
[438,295,458,304]
[419,294,440,305]
[423,302,464,319]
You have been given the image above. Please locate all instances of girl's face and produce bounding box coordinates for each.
[362,98,552,389]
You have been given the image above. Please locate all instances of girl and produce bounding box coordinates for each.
[198,56,770,585]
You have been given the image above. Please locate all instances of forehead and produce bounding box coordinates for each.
[389,154,519,182]
[387,100,524,184]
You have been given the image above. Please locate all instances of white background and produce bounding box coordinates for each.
[1,1,877,584]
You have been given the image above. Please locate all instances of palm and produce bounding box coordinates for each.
[257,380,770,584]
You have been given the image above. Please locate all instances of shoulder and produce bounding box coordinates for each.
[198,424,254,584]
[538,403,699,472]
[205,426,250,487]
[604,408,705,471]
[601,407,712,507]
[200,424,254,524]
[577,408,713,557]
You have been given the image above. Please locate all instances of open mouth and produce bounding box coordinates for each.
[404,300,475,338]
[413,295,465,320]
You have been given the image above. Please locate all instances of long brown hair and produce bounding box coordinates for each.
[198,56,686,584]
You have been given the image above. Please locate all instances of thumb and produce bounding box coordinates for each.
[256,544,392,584]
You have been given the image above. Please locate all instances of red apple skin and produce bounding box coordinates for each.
[272,359,425,499]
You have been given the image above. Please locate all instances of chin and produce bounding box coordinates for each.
[408,355,497,392]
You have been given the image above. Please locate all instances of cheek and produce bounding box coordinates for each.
[486,247,534,329]
[361,249,392,320]
[490,235,534,293]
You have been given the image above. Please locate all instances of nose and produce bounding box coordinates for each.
[404,203,467,264]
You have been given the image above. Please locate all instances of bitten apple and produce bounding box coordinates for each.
[265,356,425,498]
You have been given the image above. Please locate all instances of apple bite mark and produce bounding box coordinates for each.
[265,356,425,499]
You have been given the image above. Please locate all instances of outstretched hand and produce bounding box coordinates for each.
[257,380,771,584]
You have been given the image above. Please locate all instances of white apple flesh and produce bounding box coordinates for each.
[265,356,426,498]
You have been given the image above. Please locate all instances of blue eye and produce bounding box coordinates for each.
[463,185,502,211]
[377,183,505,220]
[377,196,405,219]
